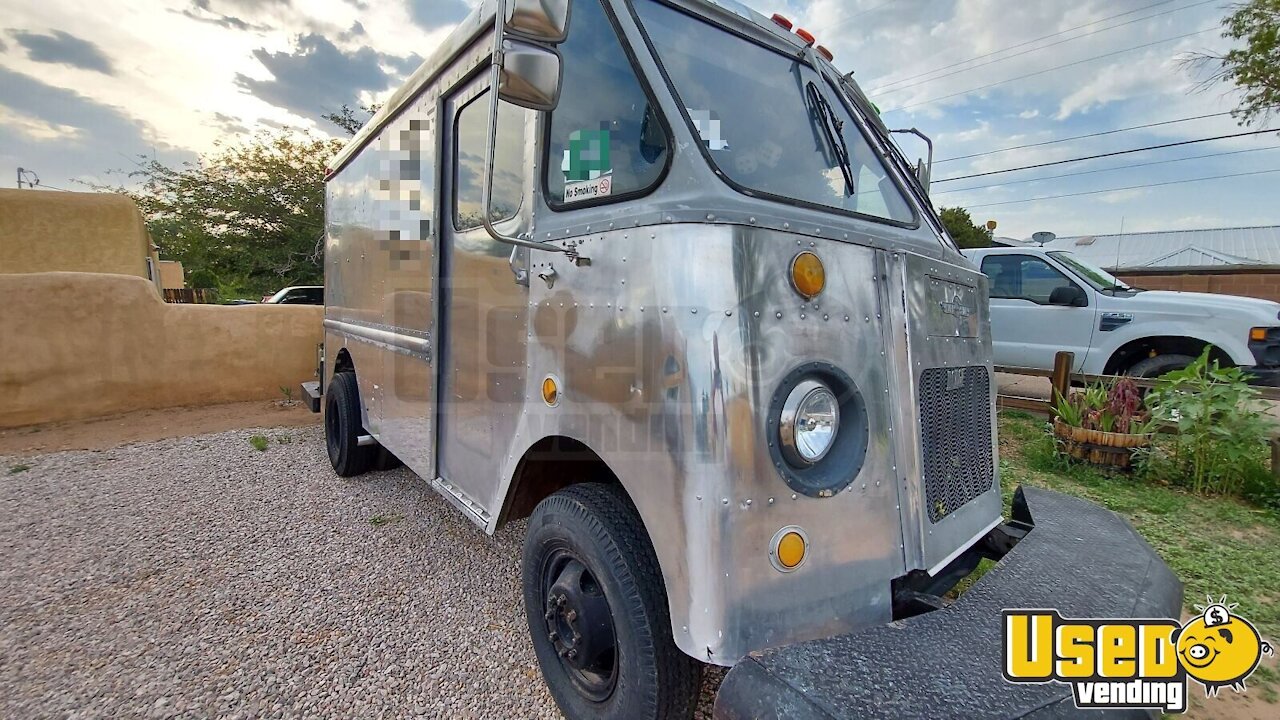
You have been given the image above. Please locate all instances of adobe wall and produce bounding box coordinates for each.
[0,189,156,280]
[0,272,322,428]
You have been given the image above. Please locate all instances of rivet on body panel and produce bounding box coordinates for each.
[775,312,782,319]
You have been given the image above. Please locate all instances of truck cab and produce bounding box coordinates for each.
[962,246,1280,382]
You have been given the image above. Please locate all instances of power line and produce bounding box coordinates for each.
[937,112,1234,163]
[827,0,896,31]
[887,27,1215,113]
[963,167,1280,209]
[933,145,1280,195]
[870,0,1214,96]
[934,129,1272,183]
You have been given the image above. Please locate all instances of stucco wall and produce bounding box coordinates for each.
[0,189,158,280]
[158,260,185,289]
[1117,270,1280,303]
[0,272,322,428]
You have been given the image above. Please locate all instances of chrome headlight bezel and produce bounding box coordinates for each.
[767,363,869,499]
[779,380,840,466]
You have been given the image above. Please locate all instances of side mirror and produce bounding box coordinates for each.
[1049,286,1087,307]
[497,39,563,111]
[506,0,571,44]
[482,0,587,269]
[914,158,931,194]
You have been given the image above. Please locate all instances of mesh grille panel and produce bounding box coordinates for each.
[918,366,994,523]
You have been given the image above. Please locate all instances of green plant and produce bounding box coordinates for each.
[1141,348,1276,496]
[8,464,31,475]
[1053,378,1150,433]
[279,385,295,404]
[249,435,269,452]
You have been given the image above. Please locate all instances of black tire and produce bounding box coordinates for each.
[1126,353,1196,379]
[523,483,701,720]
[324,372,374,477]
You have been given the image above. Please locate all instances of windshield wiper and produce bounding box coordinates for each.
[805,81,855,197]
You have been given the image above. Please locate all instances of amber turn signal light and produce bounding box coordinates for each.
[770,526,809,572]
[542,375,560,407]
[1250,327,1269,342]
[790,251,826,300]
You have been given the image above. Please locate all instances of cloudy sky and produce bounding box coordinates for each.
[1,0,1274,239]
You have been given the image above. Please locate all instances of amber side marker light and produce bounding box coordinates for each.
[794,27,816,45]
[1250,327,1269,342]
[771,13,793,30]
[816,45,834,62]
[771,526,809,572]
[790,251,826,299]
[542,375,560,407]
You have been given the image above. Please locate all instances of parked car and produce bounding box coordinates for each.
[261,286,324,305]
[962,246,1280,383]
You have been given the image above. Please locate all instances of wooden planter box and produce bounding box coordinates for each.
[1052,419,1152,469]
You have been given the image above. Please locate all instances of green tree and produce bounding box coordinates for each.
[99,130,343,298]
[1185,0,1280,127]
[323,103,381,136]
[939,206,993,248]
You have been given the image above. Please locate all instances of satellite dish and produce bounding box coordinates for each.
[1032,231,1056,246]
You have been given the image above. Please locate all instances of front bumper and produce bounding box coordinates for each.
[714,486,1182,720]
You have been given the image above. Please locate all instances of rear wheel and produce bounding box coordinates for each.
[1126,353,1196,379]
[324,372,374,477]
[523,484,701,720]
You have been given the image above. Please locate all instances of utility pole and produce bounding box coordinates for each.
[16,167,40,189]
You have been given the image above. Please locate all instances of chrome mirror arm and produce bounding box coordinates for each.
[482,0,589,270]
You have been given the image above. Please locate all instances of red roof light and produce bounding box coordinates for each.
[817,45,834,61]
[771,13,793,30]
[795,28,816,45]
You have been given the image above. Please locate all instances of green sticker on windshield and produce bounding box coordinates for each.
[564,129,611,182]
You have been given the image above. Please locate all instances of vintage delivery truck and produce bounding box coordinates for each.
[303,0,1182,717]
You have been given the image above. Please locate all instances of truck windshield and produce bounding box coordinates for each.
[1048,251,1135,293]
[632,0,915,226]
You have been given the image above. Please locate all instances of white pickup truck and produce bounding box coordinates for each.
[961,246,1280,384]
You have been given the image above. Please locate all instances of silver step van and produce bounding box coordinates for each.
[303,1,1180,717]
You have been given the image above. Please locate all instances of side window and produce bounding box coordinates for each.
[545,0,670,207]
[455,92,525,231]
[981,255,1079,304]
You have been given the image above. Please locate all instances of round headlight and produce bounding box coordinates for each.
[780,380,840,466]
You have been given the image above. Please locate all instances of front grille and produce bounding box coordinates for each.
[918,366,994,523]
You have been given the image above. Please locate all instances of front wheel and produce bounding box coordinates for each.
[1126,353,1196,379]
[522,484,701,720]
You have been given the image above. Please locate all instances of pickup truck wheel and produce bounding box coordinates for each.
[523,484,700,720]
[324,372,374,477]
[1126,353,1195,379]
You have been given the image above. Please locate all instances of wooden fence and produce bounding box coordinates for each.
[163,288,217,304]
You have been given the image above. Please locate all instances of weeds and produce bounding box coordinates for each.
[249,435,269,452]
[368,513,404,527]
[278,385,296,405]
[8,464,31,475]
[1139,347,1275,497]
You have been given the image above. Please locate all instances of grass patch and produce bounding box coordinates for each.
[248,435,269,452]
[368,513,404,527]
[999,411,1280,644]
[8,463,31,475]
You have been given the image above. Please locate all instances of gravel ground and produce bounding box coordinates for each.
[1,426,723,719]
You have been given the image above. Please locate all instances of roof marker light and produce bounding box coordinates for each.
[794,28,816,46]
[817,45,834,62]
[771,13,793,30]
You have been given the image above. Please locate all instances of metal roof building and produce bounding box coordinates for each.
[1039,225,1280,272]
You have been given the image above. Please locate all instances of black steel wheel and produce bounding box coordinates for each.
[522,484,700,720]
[324,371,374,477]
